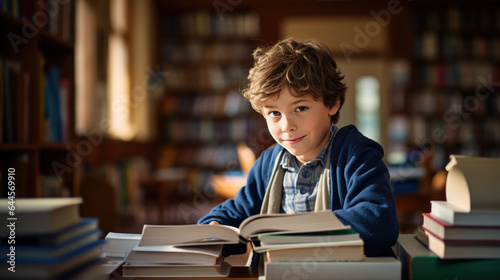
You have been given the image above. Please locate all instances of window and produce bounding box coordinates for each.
[355,76,380,143]
[76,0,136,140]
[108,0,133,140]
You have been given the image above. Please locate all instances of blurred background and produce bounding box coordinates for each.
[1,0,499,235]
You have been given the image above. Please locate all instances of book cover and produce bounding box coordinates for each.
[430,200,500,226]
[0,229,101,260]
[258,228,360,246]
[0,197,82,235]
[422,212,500,241]
[126,244,223,265]
[262,239,365,262]
[264,257,400,280]
[138,210,348,247]
[101,232,141,258]
[0,238,103,279]
[32,218,99,245]
[122,260,231,278]
[398,234,500,280]
[415,226,500,259]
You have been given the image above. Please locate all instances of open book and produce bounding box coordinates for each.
[445,155,500,212]
[139,210,349,246]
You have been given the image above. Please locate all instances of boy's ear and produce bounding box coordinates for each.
[328,99,341,116]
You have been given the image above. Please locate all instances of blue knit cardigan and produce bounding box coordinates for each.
[198,125,399,257]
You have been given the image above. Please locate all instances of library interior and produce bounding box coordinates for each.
[1,0,500,278]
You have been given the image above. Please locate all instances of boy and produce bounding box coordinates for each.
[198,38,399,262]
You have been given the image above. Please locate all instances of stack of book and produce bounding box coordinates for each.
[415,155,500,259]
[122,243,228,278]
[131,211,400,279]
[98,232,143,280]
[121,224,235,279]
[0,197,104,280]
[398,234,500,280]
[250,212,364,263]
[248,212,401,280]
[398,155,500,280]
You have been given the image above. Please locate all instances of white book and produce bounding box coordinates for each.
[126,244,223,265]
[431,201,500,226]
[101,232,141,258]
[264,257,401,280]
[444,155,500,212]
[0,197,82,235]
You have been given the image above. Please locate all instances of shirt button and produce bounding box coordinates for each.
[302,171,309,178]
[300,188,307,195]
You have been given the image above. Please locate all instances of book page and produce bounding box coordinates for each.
[445,155,500,211]
[138,224,240,246]
[239,210,348,238]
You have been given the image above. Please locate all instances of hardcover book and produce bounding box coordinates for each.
[125,244,223,265]
[139,210,348,246]
[398,234,500,280]
[422,212,500,241]
[264,257,400,280]
[430,200,500,227]
[122,260,231,278]
[415,226,500,259]
[0,197,82,235]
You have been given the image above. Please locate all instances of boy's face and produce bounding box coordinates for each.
[262,87,340,166]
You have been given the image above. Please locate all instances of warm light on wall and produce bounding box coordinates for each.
[108,0,134,140]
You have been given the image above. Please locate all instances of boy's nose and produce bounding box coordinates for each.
[281,116,296,133]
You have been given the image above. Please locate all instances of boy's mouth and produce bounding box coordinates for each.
[282,135,305,144]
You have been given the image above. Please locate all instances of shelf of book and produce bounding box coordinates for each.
[404,3,500,170]
[0,1,77,198]
[155,5,271,191]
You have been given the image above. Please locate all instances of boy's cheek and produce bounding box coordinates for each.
[266,125,281,142]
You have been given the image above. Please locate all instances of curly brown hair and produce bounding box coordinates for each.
[241,38,347,124]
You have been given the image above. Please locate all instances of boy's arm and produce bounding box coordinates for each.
[332,137,399,257]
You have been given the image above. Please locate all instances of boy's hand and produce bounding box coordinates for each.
[209,221,220,225]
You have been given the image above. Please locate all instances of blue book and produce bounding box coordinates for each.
[12,218,99,245]
[44,66,62,142]
[0,229,102,262]
[0,238,103,279]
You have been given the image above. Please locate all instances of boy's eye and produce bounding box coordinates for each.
[296,106,308,112]
[268,111,281,117]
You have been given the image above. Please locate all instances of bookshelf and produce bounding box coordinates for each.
[386,1,500,233]
[0,1,77,198]
[155,4,270,191]
[404,3,500,171]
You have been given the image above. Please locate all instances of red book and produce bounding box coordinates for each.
[416,225,500,259]
[422,212,500,241]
